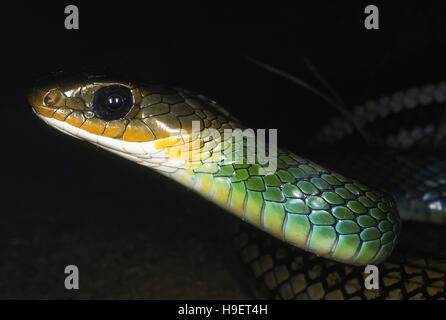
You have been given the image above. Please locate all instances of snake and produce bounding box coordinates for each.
[28,72,446,299]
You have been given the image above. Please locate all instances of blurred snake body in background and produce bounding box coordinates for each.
[28,73,446,299]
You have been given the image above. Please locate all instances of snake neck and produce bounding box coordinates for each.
[155,139,401,266]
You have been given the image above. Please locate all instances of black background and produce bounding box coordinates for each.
[1,1,446,298]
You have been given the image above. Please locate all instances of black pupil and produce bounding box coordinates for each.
[106,94,123,109]
[92,85,133,121]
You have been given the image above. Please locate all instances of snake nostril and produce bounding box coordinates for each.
[43,89,65,107]
[43,93,55,106]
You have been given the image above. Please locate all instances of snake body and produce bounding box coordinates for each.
[235,83,446,299]
[27,73,446,299]
[28,74,401,268]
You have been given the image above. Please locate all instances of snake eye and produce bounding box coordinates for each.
[93,85,134,120]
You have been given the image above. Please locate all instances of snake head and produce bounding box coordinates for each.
[28,72,238,169]
[28,73,157,141]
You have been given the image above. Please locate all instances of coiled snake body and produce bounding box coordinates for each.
[28,74,446,299]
